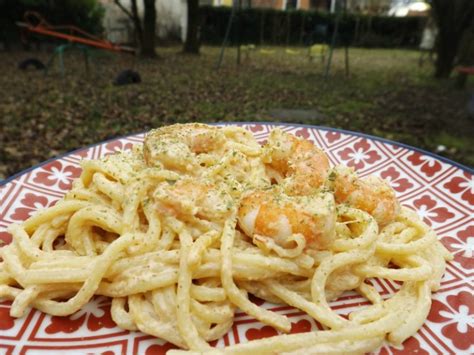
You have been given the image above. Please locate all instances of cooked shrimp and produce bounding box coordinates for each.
[221,126,262,156]
[263,129,329,195]
[144,123,226,172]
[154,179,234,222]
[237,188,336,250]
[331,165,400,226]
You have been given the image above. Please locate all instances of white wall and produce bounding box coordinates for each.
[102,0,133,43]
[100,0,187,43]
[156,0,187,41]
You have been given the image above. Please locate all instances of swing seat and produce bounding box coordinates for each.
[308,44,328,62]
[309,44,328,56]
[285,48,300,55]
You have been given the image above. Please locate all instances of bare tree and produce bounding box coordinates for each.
[114,0,156,57]
[183,0,200,54]
[430,0,474,78]
[114,0,142,47]
[142,0,157,57]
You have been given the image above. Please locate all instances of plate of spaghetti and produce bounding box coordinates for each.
[0,123,472,354]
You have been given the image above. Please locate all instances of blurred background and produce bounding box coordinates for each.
[0,0,473,179]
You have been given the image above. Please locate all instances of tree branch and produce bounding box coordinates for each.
[113,0,143,47]
[113,0,134,22]
[130,0,143,39]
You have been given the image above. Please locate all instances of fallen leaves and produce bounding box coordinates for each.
[0,46,472,179]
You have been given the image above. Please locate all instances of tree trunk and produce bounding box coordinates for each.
[141,0,156,58]
[432,1,458,78]
[131,0,143,49]
[114,0,143,52]
[184,0,200,54]
[431,0,474,78]
[435,28,458,78]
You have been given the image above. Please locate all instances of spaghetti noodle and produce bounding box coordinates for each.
[0,123,452,353]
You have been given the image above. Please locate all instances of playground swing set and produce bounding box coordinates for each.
[215,0,350,80]
[16,11,138,83]
[16,7,471,90]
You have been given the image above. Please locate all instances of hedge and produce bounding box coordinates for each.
[199,6,426,48]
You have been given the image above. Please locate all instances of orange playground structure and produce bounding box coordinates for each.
[17,12,135,77]
[17,11,134,54]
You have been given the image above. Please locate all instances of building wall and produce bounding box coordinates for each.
[101,0,132,43]
[99,0,187,44]
[299,0,311,10]
[251,0,329,10]
[213,0,233,6]
[206,0,330,10]
[346,0,392,14]
[156,0,187,41]
[311,0,330,11]
[251,0,282,9]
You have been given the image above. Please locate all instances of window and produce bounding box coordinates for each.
[286,0,298,10]
[310,0,320,9]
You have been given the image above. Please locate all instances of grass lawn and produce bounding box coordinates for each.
[0,45,473,179]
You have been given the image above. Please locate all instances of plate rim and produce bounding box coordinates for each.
[0,121,472,352]
[1,121,472,188]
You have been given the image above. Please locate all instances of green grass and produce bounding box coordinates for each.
[0,45,472,178]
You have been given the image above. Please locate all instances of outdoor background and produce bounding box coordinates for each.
[1,0,473,180]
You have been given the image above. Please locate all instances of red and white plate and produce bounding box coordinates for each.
[1,123,473,354]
